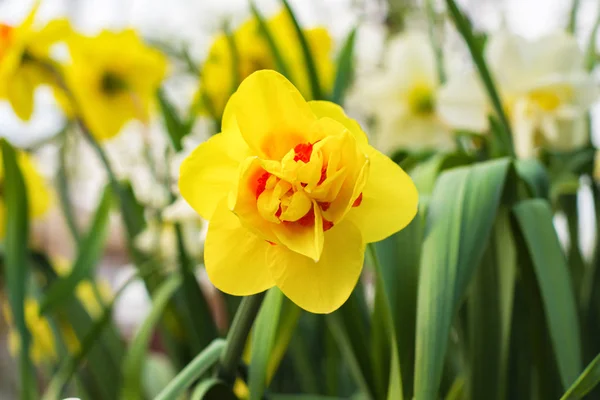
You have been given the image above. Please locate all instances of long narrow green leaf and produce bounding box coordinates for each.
[468,242,501,400]
[326,286,376,399]
[494,208,517,399]
[121,275,182,399]
[157,89,189,152]
[154,339,226,400]
[267,298,302,383]
[1,140,35,400]
[250,2,290,78]
[40,186,112,314]
[413,158,511,400]
[57,129,81,243]
[374,211,423,399]
[41,270,143,400]
[175,223,218,352]
[512,199,582,389]
[445,0,514,157]
[249,288,284,400]
[561,352,600,399]
[331,27,357,104]
[281,0,322,99]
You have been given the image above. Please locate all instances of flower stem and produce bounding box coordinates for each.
[445,0,515,158]
[217,292,266,384]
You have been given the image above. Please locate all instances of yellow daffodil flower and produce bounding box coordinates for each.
[179,70,418,314]
[0,150,51,238]
[349,31,454,153]
[200,9,334,120]
[0,4,72,120]
[64,30,167,140]
[438,31,599,158]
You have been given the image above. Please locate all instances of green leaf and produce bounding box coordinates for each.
[269,396,347,400]
[190,378,237,400]
[512,199,582,389]
[174,223,218,353]
[514,158,550,199]
[494,208,517,400]
[249,288,285,400]
[468,239,501,400]
[250,2,290,78]
[41,269,142,400]
[154,339,226,400]
[445,0,514,157]
[369,244,404,400]
[327,286,376,399]
[373,212,423,399]
[158,89,190,152]
[409,153,473,199]
[561,352,600,400]
[142,353,177,398]
[1,140,36,400]
[121,274,182,399]
[40,186,112,314]
[331,27,357,104]
[281,0,322,99]
[413,158,511,400]
[267,297,302,383]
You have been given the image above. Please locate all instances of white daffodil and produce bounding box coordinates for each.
[438,30,598,159]
[348,31,454,153]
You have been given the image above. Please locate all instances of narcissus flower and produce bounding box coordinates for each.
[349,31,454,153]
[0,150,51,239]
[179,70,418,313]
[200,9,334,120]
[438,31,599,158]
[0,5,72,120]
[64,30,167,140]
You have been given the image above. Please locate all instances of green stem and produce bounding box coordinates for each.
[218,292,266,384]
[445,0,515,158]
[56,128,81,244]
[425,0,445,84]
[567,0,581,33]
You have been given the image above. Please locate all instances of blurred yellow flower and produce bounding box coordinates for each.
[64,30,167,140]
[349,31,454,153]
[438,31,599,158]
[0,150,51,238]
[4,300,57,364]
[200,9,334,120]
[179,70,418,313]
[3,259,112,364]
[0,5,72,120]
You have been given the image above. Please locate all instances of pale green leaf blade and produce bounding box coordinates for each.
[413,158,511,400]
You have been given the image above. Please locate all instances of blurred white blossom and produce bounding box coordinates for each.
[348,31,455,153]
[439,30,599,158]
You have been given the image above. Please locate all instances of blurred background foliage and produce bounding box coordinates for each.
[1,0,600,399]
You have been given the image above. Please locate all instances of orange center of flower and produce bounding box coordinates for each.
[252,139,365,235]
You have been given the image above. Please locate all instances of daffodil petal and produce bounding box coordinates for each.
[267,219,364,314]
[308,101,368,145]
[346,145,418,243]
[233,70,317,160]
[205,200,275,296]
[179,133,241,220]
